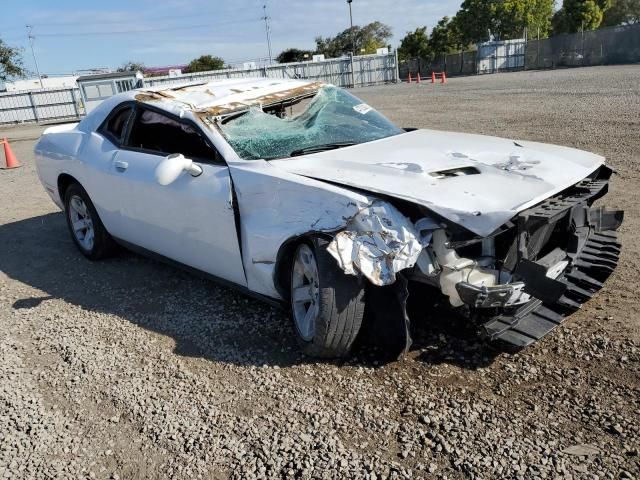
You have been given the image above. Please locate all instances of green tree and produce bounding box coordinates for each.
[275,48,314,63]
[315,21,392,57]
[117,61,145,73]
[553,0,612,33]
[454,0,500,44]
[430,17,463,56]
[453,0,554,43]
[397,27,431,61]
[185,55,225,73]
[498,0,555,38]
[602,0,640,25]
[0,39,25,81]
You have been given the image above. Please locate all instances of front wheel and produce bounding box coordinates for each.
[290,238,366,358]
[64,183,116,260]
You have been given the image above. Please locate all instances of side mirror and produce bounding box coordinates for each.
[155,153,203,186]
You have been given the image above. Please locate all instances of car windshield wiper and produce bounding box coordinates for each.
[289,142,356,157]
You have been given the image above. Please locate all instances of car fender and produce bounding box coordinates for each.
[227,160,376,299]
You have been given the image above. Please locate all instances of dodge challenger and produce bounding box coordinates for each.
[34,78,623,358]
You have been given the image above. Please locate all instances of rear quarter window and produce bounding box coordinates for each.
[98,105,133,145]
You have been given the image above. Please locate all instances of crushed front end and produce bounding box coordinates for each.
[409,165,623,348]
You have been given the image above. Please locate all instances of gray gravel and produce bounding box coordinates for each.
[1,65,639,479]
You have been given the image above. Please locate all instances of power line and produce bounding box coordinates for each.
[28,13,256,28]
[29,13,212,28]
[30,19,261,38]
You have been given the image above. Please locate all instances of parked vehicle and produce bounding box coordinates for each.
[34,78,623,358]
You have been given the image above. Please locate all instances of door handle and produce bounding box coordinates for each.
[114,160,129,171]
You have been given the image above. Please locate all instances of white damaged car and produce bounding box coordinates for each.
[34,78,623,358]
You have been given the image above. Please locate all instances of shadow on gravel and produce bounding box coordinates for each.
[1,213,504,370]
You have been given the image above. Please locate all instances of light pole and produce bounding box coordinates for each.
[347,0,355,87]
[26,25,43,89]
[262,4,273,66]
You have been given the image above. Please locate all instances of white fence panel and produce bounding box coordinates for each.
[477,39,526,74]
[144,53,398,89]
[0,88,83,124]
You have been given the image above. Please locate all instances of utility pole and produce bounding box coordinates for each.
[347,0,355,88]
[26,25,43,89]
[537,26,541,69]
[581,21,585,66]
[262,5,273,66]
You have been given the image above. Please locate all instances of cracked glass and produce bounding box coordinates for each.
[219,86,403,160]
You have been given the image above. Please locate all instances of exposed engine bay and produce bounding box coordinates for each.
[326,165,623,356]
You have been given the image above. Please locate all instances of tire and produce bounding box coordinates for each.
[290,237,366,358]
[63,182,116,260]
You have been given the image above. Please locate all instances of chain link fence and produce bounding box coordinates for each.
[400,23,640,80]
[525,23,640,69]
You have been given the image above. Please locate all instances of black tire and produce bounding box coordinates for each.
[63,182,116,260]
[291,237,366,358]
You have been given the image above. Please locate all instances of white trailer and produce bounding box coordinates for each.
[76,71,143,113]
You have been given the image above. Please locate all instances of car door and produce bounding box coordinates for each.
[82,102,136,234]
[106,104,247,287]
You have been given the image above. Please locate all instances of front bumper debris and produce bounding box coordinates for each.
[482,230,621,347]
[364,166,623,357]
[479,170,624,348]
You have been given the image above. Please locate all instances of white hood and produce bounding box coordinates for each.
[270,129,604,237]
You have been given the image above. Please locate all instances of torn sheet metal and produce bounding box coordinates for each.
[135,78,325,118]
[327,202,431,286]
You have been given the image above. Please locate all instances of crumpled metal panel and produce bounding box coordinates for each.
[327,201,430,286]
[226,161,376,299]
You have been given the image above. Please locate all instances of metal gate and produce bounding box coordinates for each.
[477,39,526,74]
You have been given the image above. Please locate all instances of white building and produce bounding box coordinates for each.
[4,75,79,92]
[77,71,143,113]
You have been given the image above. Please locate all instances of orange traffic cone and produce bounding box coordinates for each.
[416,73,421,83]
[431,72,436,84]
[441,72,447,84]
[408,72,413,83]
[1,138,21,169]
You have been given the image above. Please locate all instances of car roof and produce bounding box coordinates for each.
[130,77,326,117]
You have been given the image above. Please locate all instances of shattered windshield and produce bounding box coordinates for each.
[218,85,404,160]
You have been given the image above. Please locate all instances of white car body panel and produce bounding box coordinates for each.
[34,92,253,287]
[104,148,246,286]
[270,129,604,237]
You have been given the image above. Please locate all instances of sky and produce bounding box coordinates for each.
[0,0,461,76]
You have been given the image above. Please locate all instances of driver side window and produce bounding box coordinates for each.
[125,107,219,162]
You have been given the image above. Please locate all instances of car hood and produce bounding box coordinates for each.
[269,129,604,237]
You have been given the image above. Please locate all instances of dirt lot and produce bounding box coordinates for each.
[1,65,638,479]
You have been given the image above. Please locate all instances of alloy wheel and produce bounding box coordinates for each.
[291,244,320,341]
[68,195,95,251]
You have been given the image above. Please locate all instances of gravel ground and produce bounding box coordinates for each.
[1,65,639,479]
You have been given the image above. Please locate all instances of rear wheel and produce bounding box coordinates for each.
[290,238,365,358]
[64,183,115,260]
